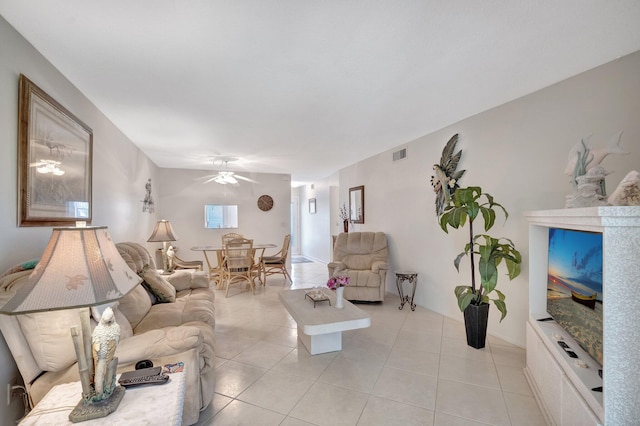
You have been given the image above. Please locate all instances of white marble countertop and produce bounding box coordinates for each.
[19,370,186,426]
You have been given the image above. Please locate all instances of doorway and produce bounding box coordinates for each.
[290,196,300,255]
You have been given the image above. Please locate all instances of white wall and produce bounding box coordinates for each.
[0,16,160,425]
[157,168,291,263]
[337,52,640,347]
[299,174,338,263]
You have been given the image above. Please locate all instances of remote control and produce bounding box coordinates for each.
[119,373,169,387]
[118,366,169,387]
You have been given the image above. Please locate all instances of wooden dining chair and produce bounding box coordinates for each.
[222,238,255,297]
[168,246,204,271]
[221,232,243,246]
[219,233,244,288]
[261,234,292,286]
[205,250,225,289]
[250,247,265,287]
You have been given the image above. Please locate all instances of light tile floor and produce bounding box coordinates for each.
[195,260,547,426]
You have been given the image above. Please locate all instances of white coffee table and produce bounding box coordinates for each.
[279,288,371,355]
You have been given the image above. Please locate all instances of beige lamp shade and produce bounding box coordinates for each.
[0,226,141,314]
[147,220,178,242]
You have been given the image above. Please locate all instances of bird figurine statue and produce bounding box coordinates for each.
[431,134,466,215]
[92,307,120,400]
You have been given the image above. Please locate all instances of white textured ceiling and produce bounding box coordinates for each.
[1,1,640,183]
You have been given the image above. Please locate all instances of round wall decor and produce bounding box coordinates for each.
[257,194,274,211]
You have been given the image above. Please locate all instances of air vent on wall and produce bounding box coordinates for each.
[393,148,407,162]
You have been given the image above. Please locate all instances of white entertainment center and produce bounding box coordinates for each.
[524,207,640,426]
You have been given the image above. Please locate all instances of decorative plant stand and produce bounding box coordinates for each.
[395,271,418,311]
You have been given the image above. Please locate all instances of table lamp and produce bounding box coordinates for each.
[0,225,142,422]
[147,219,178,274]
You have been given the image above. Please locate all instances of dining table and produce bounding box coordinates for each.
[191,243,277,289]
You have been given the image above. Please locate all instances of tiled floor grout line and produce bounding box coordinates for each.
[431,305,446,426]
[200,262,545,425]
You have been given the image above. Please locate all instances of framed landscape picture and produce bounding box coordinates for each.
[18,74,93,226]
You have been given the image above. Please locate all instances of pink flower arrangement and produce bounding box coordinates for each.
[327,275,350,290]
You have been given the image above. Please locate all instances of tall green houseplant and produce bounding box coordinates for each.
[439,186,522,348]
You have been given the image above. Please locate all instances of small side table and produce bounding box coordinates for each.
[395,271,418,311]
[19,370,186,425]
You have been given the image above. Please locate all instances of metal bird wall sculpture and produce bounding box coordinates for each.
[431,134,466,215]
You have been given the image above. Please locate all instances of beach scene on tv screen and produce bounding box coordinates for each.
[547,227,603,365]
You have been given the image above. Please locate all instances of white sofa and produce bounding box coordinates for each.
[328,232,388,302]
[0,242,215,425]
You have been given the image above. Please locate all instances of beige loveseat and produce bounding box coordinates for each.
[0,242,215,425]
[328,232,388,302]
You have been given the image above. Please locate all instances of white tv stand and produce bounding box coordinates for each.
[525,207,640,426]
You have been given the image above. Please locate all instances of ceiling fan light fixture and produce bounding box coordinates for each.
[198,157,256,185]
[213,173,238,185]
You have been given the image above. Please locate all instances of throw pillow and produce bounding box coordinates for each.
[117,284,152,328]
[18,308,83,372]
[0,258,39,279]
[140,265,176,303]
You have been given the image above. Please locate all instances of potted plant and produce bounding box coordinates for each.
[438,186,522,349]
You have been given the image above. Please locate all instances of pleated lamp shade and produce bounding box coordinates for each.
[147,220,178,242]
[0,226,141,314]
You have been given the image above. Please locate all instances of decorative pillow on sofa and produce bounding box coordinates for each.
[140,265,176,303]
[17,308,83,372]
[0,258,39,279]
[118,285,152,329]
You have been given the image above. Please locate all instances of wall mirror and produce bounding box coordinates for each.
[349,185,364,224]
[204,204,239,228]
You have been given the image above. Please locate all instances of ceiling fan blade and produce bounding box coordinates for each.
[195,159,254,185]
[195,173,219,180]
[235,175,258,183]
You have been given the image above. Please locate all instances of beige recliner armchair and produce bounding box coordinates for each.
[328,232,388,302]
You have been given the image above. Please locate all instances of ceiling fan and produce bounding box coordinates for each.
[198,159,258,185]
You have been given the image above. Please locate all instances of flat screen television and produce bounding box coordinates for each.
[547,227,603,365]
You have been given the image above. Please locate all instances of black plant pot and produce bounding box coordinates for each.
[463,303,490,349]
